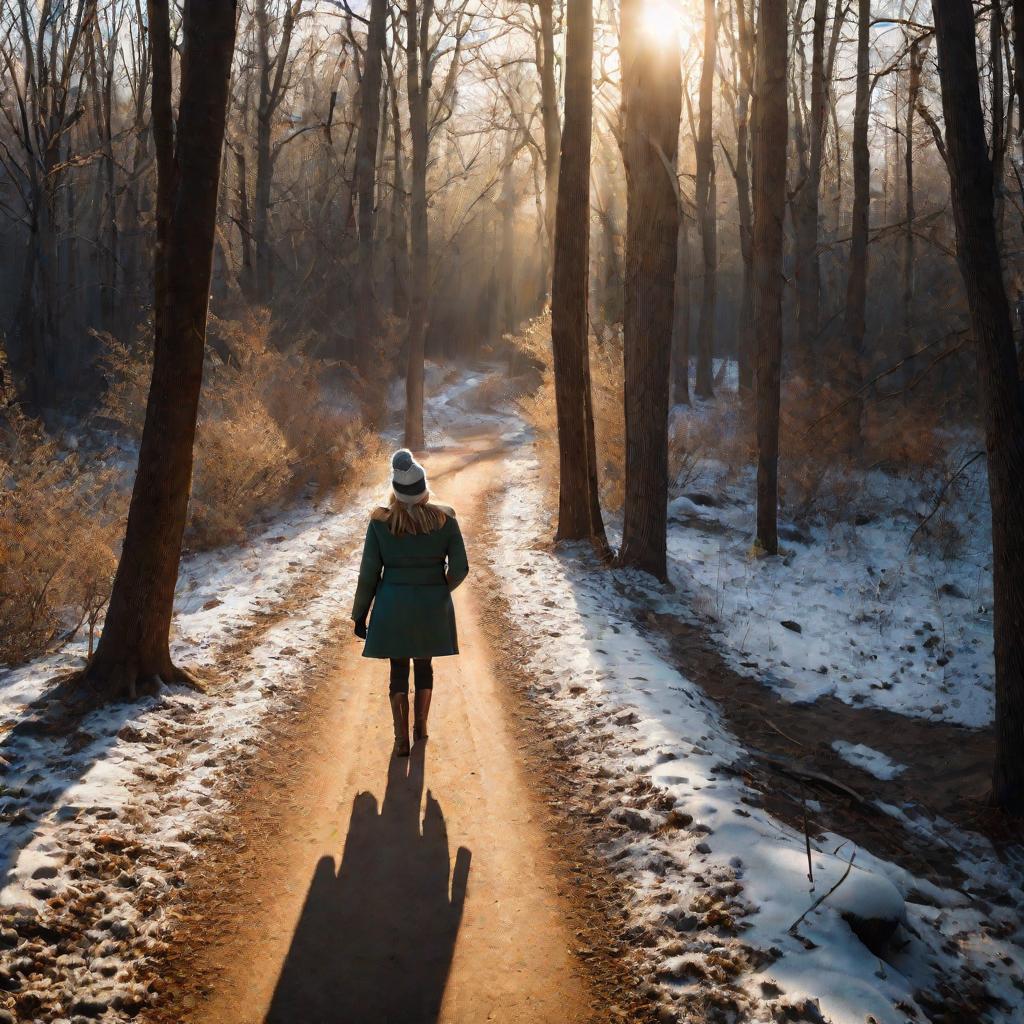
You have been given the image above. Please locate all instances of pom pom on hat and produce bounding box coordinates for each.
[391,448,427,503]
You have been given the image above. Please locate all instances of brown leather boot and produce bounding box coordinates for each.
[413,689,432,741]
[390,693,410,757]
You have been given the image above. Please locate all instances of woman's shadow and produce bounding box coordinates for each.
[265,744,471,1023]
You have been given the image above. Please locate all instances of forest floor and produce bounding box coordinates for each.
[1,367,1022,1024]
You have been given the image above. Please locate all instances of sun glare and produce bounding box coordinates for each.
[638,0,691,51]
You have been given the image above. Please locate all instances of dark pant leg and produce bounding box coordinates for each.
[412,658,433,691]
[389,658,410,695]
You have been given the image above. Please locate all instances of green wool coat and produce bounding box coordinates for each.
[350,509,469,659]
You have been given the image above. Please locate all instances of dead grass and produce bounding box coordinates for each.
[100,309,375,550]
[1,311,378,666]
[0,393,124,665]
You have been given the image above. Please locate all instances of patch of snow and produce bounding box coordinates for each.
[832,740,906,780]
[663,457,993,728]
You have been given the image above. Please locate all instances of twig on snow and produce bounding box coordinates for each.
[788,850,857,935]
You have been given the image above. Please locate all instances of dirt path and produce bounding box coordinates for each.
[152,435,606,1024]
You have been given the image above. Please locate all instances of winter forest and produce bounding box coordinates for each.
[1,0,1024,1021]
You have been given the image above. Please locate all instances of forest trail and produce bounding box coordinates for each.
[170,433,596,1024]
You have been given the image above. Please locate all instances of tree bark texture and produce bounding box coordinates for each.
[840,0,870,443]
[793,0,827,378]
[618,0,682,580]
[86,0,238,699]
[550,0,605,543]
[752,0,788,555]
[934,0,1024,814]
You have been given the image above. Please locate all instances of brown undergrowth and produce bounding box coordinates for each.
[1,311,389,669]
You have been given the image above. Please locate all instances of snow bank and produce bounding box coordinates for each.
[490,452,1024,1024]
[663,462,994,729]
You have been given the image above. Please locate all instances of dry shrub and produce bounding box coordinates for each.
[101,309,372,550]
[669,395,752,496]
[0,395,124,665]
[513,312,626,512]
[338,314,405,429]
[778,378,861,523]
[465,370,516,413]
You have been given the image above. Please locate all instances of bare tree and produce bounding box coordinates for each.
[354,0,388,363]
[550,0,605,545]
[933,0,1024,814]
[618,0,681,579]
[83,0,238,700]
[693,0,718,399]
[752,0,788,554]
[840,0,870,442]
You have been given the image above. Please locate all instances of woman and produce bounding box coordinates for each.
[351,449,469,756]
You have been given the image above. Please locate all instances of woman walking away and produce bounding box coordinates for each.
[352,449,470,757]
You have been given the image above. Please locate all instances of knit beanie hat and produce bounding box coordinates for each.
[391,448,428,504]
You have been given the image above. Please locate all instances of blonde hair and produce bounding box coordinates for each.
[371,492,449,536]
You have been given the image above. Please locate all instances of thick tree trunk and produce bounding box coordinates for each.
[694,0,718,399]
[841,0,870,443]
[672,215,692,405]
[752,0,788,555]
[550,0,605,544]
[933,0,1024,814]
[618,0,681,580]
[354,0,388,364]
[403,0,434,449]
[84,0,237,700]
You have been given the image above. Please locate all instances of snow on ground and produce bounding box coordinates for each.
[490,450,1024,1024]
[831,741,906,781]
[0,489,373,1021]
[663,422,994,729]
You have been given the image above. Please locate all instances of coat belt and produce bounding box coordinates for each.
[382,566,446,585]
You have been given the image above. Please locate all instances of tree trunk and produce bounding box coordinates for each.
[84,0,237,700]
[672,214,692,405]
[694,0,718,399]
[841,0,870,444]
[752,0,788,555]
[550,0,605,545]
[404,0,434,450]
[933,0,1024,814]
[734,107,754,391]
[793,0,827,378]
[354,0,388,364]
[903,36,924,343]
[253,0,274,300]
[386,54,410,318]
[537,0,561,278]
[500,135,519,335]
[618,0,681,580]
